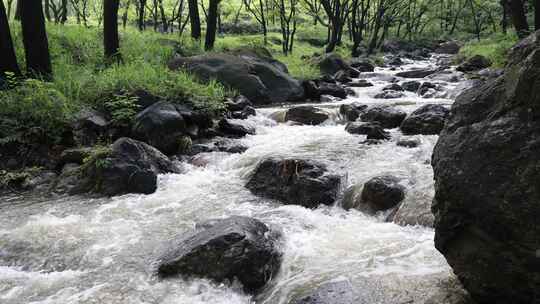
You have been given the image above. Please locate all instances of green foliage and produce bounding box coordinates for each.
[458,34,518,68]
[104,93,140,126]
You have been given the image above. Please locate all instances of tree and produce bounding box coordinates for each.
[534,0,540,30]
[205,0,221,50]
[0,0,20,77]
[244,0,269,44]
[507,0,529,38]
[20,0,53,78]
[104,0,122,63]
[138,0,147,30]
[188,0,202,39]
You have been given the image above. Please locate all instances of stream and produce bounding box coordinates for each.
[0,55,469,304]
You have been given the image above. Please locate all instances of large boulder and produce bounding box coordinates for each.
[285,106,330,125]
[156,216,282,294]
[168,52,304,105]
[318,53,352,75]
[303,80,348,100]
[70,138,181,196]
[456,55,492,72]
[400,104,450,135]
[360,106,407,128]
[435,41,461,54]
[432,32,540,303]
[246,158,341,208]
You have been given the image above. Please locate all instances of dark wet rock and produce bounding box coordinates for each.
[476,68,504,79]
[359,72,398,83]
[246,158,341,208]
[303,80,348,100]
[396,69,438,78]
[156,216,282,294]
[345,122,391,140]
[386,56,404,66]
[218,118,256,137]
[417,82,437,96]
[339,103,368,121]
[401,81,421,92]
[374,90,405,99]
[215,140,248,154]
[225,95,253,112]
[456,55,492,72]
[292,280,355,304]
[132,102,186,154]
[359,175,405,214]
[319,53,352,76]
[435,41,461,54]
[360,106,407,129]
[348,79,374,87]
[285,106,330,125]
[320,95,340,103]
[396,138,421,148]
[383,83,404,91]
[432,31,540,304]
[72,109,108,146]
[168,52,304,105]
[230,106,256,120]
[333,70,353,84]
[58,147,94,167]
[350,59,375,72]
[64,138,181,196]
[401,104,450,135]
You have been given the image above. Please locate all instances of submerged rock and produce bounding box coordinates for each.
[360,106,407,128]
[292,280,355,304]
[285,106,330,125]
[374,90,405,99]
[396,138,421,148]
[400,104,450,135]
[246,158,341,208]
[432,31,540,303]
[156,216,282,294]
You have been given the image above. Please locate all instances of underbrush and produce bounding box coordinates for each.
[457,34,518,67]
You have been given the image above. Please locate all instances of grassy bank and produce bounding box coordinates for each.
[457,34,518,68]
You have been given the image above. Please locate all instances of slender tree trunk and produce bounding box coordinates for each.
[44,0,52,21]
[20,0,52,79]
[205,0,220,50]
[61,0,68,24]
[188,0,201,39]
[0,0,20,77]
[501,0,508,34]
[535,0,540,30]
[14,0,22,20]
[508,0,529,38]
[104,0,122,64]
[138,0,146,30]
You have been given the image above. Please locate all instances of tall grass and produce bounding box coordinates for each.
[458,33,518,68]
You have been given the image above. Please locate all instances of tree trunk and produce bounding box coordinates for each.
[535,0,540,30]
[508,0,529,38]
[205,0,220,50]
[188,0,201,39]
[61,0,68,24]
[14,0,21,20]
[104,0,122,64]
[138,0,146,30]
[20,0,52,78]
[44,0,51,21]
[0,0,20,77]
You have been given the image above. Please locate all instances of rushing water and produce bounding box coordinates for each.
[0,56,467,304]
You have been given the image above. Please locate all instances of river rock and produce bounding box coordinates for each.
[396,138,421,148]
[350,59,375,72]
[417,82,437,96]
[345,122,391,140]
[292,280,355,304]
[246,158,341,208]
[432,31,540,303]
[71,109,108,146]
[69,138,181,196]
[304,80,348,100]
[218,118,255,137]
[374,90,405,99]
[156,216,282,293]
[396,69,438,78]
[400,104,450,135]
[383,83,404,91]
[339,103,368,121]
[230,106,256,120]
[348,79,373,87]
[401,81,421,92]
[456,55,492,72]
[225,95,253,112]
[168,52,304,105]
[360,106,407,128]
[359,175,405,214]
[285,106,330,125]
[387,56,404,66]
[435,41,461,54]
[319,53,352,75]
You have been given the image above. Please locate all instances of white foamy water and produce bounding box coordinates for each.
[0,55,467,304]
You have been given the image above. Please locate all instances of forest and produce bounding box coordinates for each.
[0,0,539,304]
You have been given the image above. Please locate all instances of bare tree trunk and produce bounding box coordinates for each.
[20,0,53,79]
[508,0,529,38]
[188,0,201,39]
[205,0,220,50]
[138,0,147,30]
[0,0,20,77]
[104,0,122,64]
[534,0,540,30]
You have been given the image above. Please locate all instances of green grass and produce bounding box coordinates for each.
[457,34,518,68]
